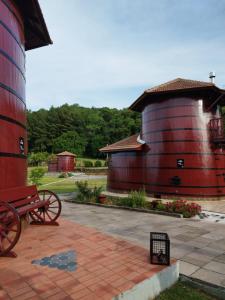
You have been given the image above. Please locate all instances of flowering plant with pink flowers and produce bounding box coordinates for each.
[165,200,201,218]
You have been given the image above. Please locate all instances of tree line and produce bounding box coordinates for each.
[27,104,141,158]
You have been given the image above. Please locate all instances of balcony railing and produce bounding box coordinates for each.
[208,118,225,143]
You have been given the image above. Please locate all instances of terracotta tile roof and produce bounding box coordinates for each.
[130,78,223,112]
[57,151,76,156]
[145,78,215,93]
[100,133,144,153]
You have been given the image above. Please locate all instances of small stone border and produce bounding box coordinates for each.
[180,274,225,300]
[63,199,183,218]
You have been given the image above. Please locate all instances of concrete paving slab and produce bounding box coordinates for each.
[181,256,208,267]
[179,261,200,276]
[213,253,225,264]
[192,268,225,287]
[204,261,225,275]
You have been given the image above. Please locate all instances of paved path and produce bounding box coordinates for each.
[62,201,225,288]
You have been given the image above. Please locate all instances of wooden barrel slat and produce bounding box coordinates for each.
[0,0,26,190]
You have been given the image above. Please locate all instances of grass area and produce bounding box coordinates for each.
[37,175,106,194]
[27,166,107,194]
[156,282,217,300]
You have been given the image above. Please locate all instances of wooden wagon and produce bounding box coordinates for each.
[0,185,61,257]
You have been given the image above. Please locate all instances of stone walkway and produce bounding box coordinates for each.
[62,202,225,288]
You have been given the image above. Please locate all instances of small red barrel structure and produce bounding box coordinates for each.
[48,159,58,172]
[0,0,51,190]
[101,78,225,198]
[48,151,76,172]
[100,134,144,192]
[57,151,76,172]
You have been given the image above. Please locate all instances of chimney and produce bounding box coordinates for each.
[209,72,216,83]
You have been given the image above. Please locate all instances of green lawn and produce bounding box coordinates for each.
[37,175,106,194]
[156,282,217,300]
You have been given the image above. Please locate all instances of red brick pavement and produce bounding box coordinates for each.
[0,218,175,300]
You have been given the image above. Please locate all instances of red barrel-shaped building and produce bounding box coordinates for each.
[0,0,51,190]
[101,78,225,198]
[57,151,76,172]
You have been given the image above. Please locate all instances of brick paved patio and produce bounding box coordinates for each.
[0,218,177,300]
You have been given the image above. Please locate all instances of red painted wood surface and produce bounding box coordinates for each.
[48,160,58,172]
[107,97,225,197]
[57,155,75,172]
[107,152,144,193]
[0,1,26,190]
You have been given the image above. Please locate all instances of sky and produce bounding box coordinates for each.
[26,0,225,111]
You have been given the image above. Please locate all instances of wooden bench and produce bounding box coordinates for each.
[0,185,61,257]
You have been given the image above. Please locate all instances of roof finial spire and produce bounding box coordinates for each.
[209,72,216,83]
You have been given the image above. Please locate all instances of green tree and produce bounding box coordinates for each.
[29,167,45,186]
[27,104,141,158]
[52,131,87,156]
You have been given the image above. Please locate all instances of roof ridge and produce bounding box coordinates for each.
[145,77,214,93]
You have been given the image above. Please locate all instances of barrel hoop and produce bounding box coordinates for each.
[0,81,25,105]
[144,128,207,135]
[0,114,26,129]
[1,0,24,31]
[109,166,225,170]
[0,152,26,159]
[110,152,225,157]
[147,152,225,156]
[143,114,208,124]
[109,179,225,189]
[0,47,25,80]
[143,104,200,114]
[144,139,209,144]
[0,19,25,57]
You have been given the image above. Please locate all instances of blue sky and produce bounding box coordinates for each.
[26,0,225,111]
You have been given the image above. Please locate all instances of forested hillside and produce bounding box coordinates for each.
[27,104,141,158]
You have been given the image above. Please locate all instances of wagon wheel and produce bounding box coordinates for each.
[29,190,61,223]
[0,202,21,257]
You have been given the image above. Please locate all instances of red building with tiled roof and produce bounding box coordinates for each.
[48,151,76,173]
[100,78,225,198]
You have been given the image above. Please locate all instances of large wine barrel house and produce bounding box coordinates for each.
[0,0,51,190]
[100,77,225,198]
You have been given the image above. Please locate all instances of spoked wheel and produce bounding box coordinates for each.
[0,202,21,257]
[29,190,61,224]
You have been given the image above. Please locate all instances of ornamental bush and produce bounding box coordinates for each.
[29,167,45,186]
[165,200,201,217]
[75,181,103,202]
[83,160,93,168]
[122,190,146,208]
[94,160,102,167]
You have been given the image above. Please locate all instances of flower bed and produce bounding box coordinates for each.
[73,182,201,218]
[149,199,201,218]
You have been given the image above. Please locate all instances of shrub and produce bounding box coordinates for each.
[68,172,74,177]
[122,190,146,208]
[58,172,68,178]
[165,200,201,217]
[75,181,103,202]
[28,152,49,166]
[29,167,45,186]
[149,200,161,210]
[83,160,93,168]
[94,160,102,167]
